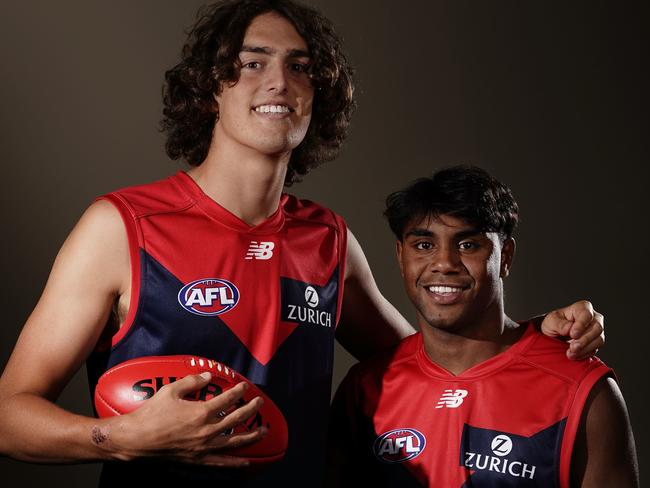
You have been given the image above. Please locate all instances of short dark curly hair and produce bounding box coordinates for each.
[384,165,520,242]
[161,0,355,186]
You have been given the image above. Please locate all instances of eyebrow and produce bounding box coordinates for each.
[403,227,483,240]
[240,45,310,58]
[404,228,434,238]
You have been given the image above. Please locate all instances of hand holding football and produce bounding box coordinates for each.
[94,355,288,464]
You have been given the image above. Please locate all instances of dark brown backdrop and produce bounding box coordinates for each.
[1,1,647,485]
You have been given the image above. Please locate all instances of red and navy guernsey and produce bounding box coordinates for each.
[87,171,347,486]
[329,323,612,487]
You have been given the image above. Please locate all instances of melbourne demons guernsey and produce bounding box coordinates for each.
[86,171,346,486]
[329,323,611,487]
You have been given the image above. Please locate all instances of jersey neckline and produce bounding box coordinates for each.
[172,171,287,234]
[415,322,538,380]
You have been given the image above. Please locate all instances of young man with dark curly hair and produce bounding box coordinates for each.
[328,167,638,487]
[0,1,604,486]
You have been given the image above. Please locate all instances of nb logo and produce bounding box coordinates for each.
[245,241,275,260]
[435,389,468,409]
[491,434,513,456]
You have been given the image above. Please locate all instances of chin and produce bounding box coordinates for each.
[253,131,300,152]
[422,310,471,333]
[428,320,462,332]
[247,140,289,156]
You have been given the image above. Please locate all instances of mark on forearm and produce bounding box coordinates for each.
[91,425,109,445]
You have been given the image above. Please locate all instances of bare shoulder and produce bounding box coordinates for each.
[0,199,130,401]
[571,377,639,487]
[73,198,128,249]
[44,199,130,302]
[344,228,368,281]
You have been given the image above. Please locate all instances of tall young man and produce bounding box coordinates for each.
[0,1,603,486]
[328,166,638,487]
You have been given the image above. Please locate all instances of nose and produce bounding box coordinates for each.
[431,244,462,274]
[265,60,288,93]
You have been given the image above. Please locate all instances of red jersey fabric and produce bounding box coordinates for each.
[329,323,611,487]
[87,171,347,486]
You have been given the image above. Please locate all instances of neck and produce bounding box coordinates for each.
[187,131,290,226]
[420,303,523,376]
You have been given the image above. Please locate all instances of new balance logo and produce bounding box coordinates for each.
[435,389,468,409]
[245,241,275,260]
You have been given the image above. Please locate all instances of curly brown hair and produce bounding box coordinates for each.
[161,0,355,186]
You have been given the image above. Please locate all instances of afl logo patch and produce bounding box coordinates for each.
[373,428,426,463]
[178,278,240,316]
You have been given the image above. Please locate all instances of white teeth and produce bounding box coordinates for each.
[255,105,290,113]
[428,286,463,294]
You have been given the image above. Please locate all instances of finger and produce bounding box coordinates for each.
[569,318,604,351]
[212,426,268,450]
[567,328,605,360]
[167,372,213,398]
[209,396,264,435]
[204,382,249,412]
[566,301,595,339]
[196,454,251,468]
[567,340,599,360]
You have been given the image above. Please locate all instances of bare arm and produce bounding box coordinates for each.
[0,201,263,466]
[570,377,639,487]
[335,229,415,360]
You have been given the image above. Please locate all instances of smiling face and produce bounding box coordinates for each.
[213,12,314,157]
[397,214,515,334]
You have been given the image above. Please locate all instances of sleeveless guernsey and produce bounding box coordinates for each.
[88,171,347,486]
[329,323,611,487]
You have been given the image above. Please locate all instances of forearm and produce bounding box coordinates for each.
[337,275,415,360]
[0,392,121,463]
[337,300,414,360]
[0,376,265,468]
[340,228,416,359]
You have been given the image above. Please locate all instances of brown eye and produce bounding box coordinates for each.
[289,63,308,73]
[415,242,433,250]
[459,241,478,251]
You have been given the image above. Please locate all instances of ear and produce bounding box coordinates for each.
[212,92,220,116]
[396,240,405,278]
[500,237,516,278]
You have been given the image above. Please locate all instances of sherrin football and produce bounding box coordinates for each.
[94,355,288,463]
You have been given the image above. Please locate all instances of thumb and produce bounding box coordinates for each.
[556,319,574,337]
[541,310,573,337]
[168,372,212,398]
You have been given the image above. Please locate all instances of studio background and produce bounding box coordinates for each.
[1,1,647,485]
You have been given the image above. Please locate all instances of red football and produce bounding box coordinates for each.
[94,355,288,463]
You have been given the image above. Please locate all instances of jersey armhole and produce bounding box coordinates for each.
[94,193,143,349]
[558,364,613,488]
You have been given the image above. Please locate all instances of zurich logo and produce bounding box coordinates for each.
[178,278,240,316]
[491,434,513,456]
[373,428,426,463]
[304,285,319,307]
